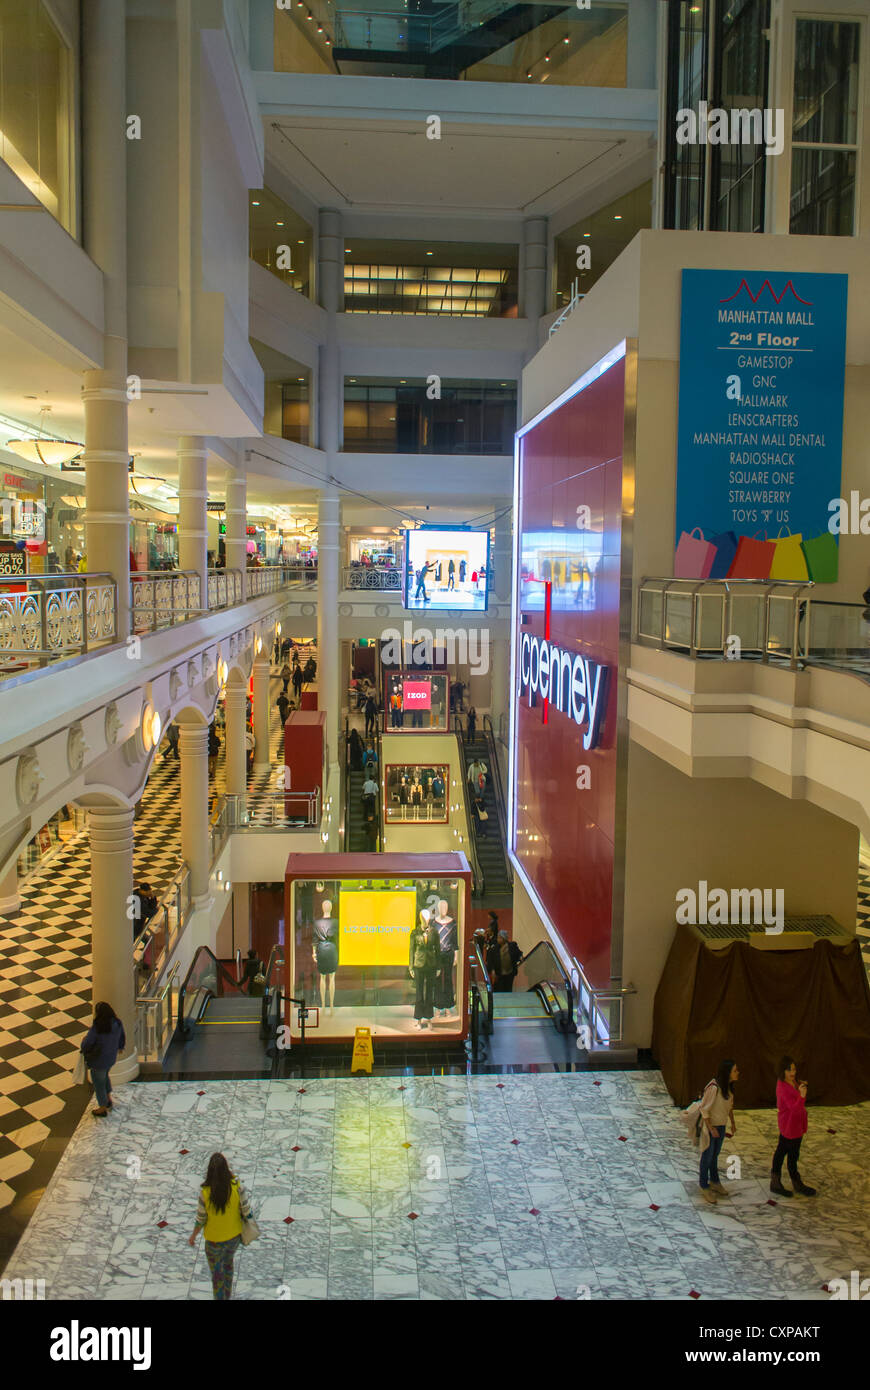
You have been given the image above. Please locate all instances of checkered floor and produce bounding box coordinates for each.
[857,858,870,971]
[0,674,288,1215]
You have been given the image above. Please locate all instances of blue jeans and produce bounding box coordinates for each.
[699,1127,726,1187]
[90,1068,111,1107]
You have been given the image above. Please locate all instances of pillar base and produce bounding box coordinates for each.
[0,893,21,914]
[112,1051,141,1085]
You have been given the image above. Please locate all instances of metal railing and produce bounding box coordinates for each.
[247,564,316,596]
[637,578,870,678]
[568,953,634,1049]
[0,572,116,668]
[454,725,485,895]
[135,962,181,1064]
[131,570,202,632]
[207,568,243,609]
[209,790,321,848]
[133,863,192,997]
[343,565,402,591]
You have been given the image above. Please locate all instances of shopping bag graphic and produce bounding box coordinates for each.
[708,530,738,579]
[674,528,716,579]
[769,532,809,582]
[801,531,839,583]
[727,534,776,579]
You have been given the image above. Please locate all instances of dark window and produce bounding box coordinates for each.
[343,379,516,455]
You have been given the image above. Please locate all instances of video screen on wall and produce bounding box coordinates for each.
[403,527,490,611]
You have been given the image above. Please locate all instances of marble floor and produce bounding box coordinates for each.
[4,1070,868,1301]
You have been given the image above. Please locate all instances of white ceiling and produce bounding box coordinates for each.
[266,118,647,216]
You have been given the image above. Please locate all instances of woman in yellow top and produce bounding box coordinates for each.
[188,1152,253,1300]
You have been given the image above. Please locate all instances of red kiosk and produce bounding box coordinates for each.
[284,852,471,1043]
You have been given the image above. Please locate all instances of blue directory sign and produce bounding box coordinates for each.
[674,269,847,582]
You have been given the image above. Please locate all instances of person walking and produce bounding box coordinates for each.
[188,1152,254,1301]
[698,1059,739,1203]
[239,948,263,993]
[349,727,364,771]
[491,931,523,991]
[207,722,220,778]
[276,691,291,727]
[292,663,304,701]
[280,660,292,693]
[245,725,255,774]
[466,706,477,742]
[80,1002,126,1118]
[770,1057,817,1198]
[364,693,378,738]
[166,722,180,761]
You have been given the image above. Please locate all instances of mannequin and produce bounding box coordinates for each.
[312,898,339,1014]
[433,899,458,1017]
[408,907,439,1029]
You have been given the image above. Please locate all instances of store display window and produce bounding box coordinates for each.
[385,764,448,823]
[284,853,470,1040]
[384,670,449,731]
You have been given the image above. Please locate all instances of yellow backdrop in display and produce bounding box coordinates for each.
[339,889,417,966]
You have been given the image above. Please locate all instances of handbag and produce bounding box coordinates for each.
[72,1052,88,1085]
[240,1216,260,1246]
[674,527,716,579]
[708,530,739,579]
[769,531,809,582]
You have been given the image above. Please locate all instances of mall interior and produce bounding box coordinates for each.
[0,0,869,1306]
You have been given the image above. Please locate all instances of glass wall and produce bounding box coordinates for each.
[0,0,74,232]
[343,378,516,454]
[790,18,860,236]
[249,186,313,297]
[274,0,627,87]
[554,182,652,308]
[343,239,518,317]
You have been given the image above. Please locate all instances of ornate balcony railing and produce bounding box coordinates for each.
[342,565,402,591]
[207,568,243,610]
[131,570,203,633]
[246,564,317,596]
[0,572,116,669]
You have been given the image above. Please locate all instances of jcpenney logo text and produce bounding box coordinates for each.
[518,634,609,750]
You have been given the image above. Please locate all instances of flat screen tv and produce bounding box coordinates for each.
[402,527,490,612]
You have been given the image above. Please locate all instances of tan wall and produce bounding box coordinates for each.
[379,732,469,856]
[622,742,859,1049]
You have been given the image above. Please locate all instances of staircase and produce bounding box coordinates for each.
[347,767,370,851]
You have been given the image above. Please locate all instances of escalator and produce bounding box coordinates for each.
[456,716,512,902]
[163,946,270,1072]
[344,718,382,852]
[470,938,585,1065]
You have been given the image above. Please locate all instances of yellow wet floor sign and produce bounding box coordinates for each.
[351,1026,373,1074]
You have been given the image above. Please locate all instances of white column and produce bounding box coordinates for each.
[224,680,248,798]
[88,805,138,1082]
[0,859,20,914]
[252,654,271,771]
[318,207,342,455]
[494,510,512,602]
[177,435,208,610]
[522,217,548,322]
[178,723,210,904]
[225,468,247,600]
[318,487,341,774]
[82,0,129,638]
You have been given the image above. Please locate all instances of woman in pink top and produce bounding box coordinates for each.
[770,1056,817,1198]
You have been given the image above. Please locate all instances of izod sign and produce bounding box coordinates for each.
[518,634,609,751]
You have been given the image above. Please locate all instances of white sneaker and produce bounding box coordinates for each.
[413,1020,422,1030]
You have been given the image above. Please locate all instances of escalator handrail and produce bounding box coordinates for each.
[176,944,245,1034]
[518,940,574,1028]
[481,714,512,885]
[473,935,494,1032]
[455,728,486,894]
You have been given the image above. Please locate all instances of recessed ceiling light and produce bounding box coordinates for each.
[563,35,569,43]
[297,239,304,244]
[583,232,591,237]
[425,250,433,255]
[349,378,357,383]
[345,248,352,253]
[276,220,284,226]
[251,200,260,206]
[613,214,622,220]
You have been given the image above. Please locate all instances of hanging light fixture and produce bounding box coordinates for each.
[6,406,83,467]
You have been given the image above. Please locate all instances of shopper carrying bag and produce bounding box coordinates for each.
[188,1152,257,1301]
[80,1001,126,1118]
[697,1058,739,1203]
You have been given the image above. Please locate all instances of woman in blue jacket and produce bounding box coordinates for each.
[80,1001,126,1117]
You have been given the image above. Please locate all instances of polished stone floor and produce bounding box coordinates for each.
[4,1071,867,1301]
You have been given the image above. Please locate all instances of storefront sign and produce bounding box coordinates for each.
[0,550,26,576]
[675,269,848,581]
[518,635,609,751]
[402,680,431,709]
